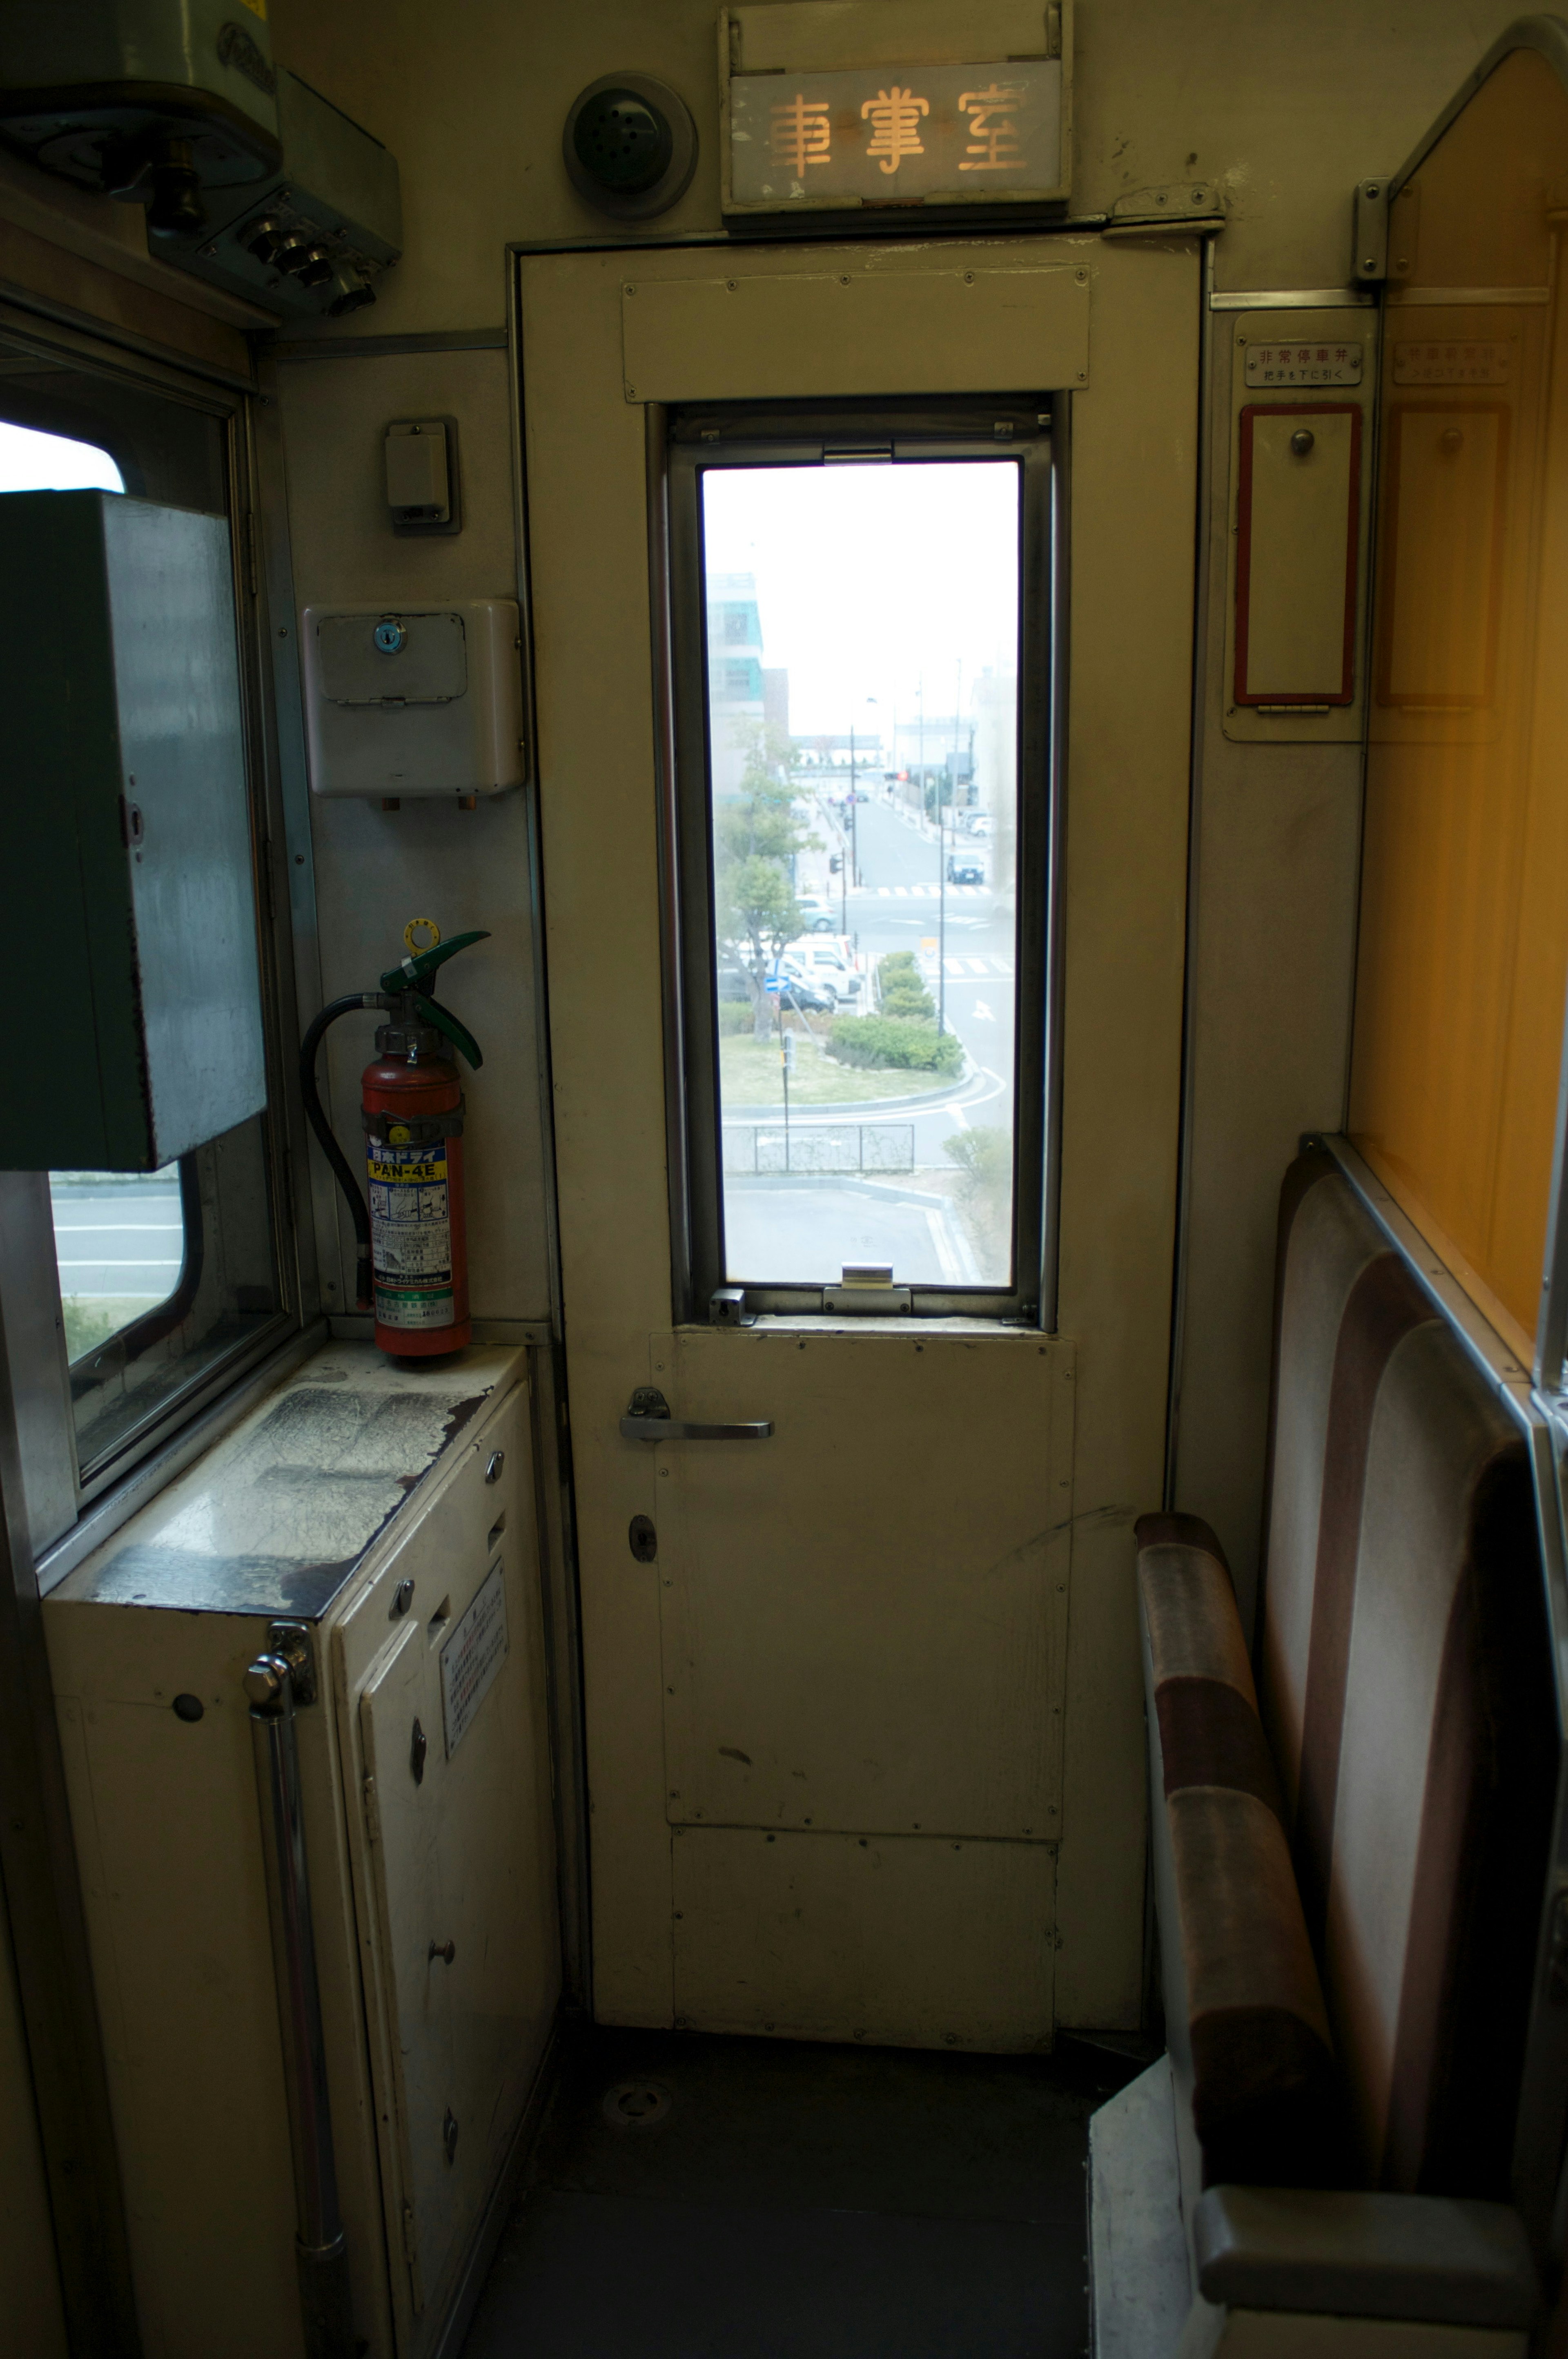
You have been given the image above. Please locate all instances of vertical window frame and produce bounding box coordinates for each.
[659,397,1061,1327]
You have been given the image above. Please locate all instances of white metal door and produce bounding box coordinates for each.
[521,236,1198,2041]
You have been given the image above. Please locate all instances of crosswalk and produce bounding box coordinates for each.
[860,883,988,899]
[927,956,1014,978]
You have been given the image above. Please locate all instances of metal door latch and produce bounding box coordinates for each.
[619,1385,773,1442]
[265,1619,317,1706]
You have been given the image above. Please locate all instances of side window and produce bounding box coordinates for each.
[668,405,1055,1321]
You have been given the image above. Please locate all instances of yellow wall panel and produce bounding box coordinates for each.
[1350,51,1568,1361]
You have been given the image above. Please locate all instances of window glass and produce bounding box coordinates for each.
[52,1121,280,1474]
[0,419,123,492]
[702,460,1020,1289]
[0,372,282,1484]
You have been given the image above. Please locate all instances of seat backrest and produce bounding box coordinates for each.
[1258,1150,1556,2199]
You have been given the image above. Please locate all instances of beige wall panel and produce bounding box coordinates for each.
[277,349,552,1325]
[268,0,1526,336]
[0,207,255,377]
[672,1826,1055,2050]
[1051,236,1197,2027]
[0,1905,67,2358]
[49,1641,306,2356]
[520,249,684,2022]
[1170,308,1363,1625]
[621,265,1090,402]
[657,1326,1073,1842]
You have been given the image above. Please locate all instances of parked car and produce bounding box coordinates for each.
[784,941,863,1002]
[767,971,837,1013]
[947,852,986,885]
[794,896,838,933]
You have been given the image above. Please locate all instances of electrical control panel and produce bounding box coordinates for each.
[149,66,402,320]
[300,601,526,801]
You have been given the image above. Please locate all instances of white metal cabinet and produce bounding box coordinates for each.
[337,1380,559,2349]
[43,1343,559,2359]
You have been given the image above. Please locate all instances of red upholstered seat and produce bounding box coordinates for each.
[1139,1147,1556,2214]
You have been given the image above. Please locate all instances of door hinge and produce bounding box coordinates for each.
[1353,176,1390,284]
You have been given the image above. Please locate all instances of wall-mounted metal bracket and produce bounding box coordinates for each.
[265,1619,317,1707]
[1106,182,1225,233]
[1353,178,1390,282]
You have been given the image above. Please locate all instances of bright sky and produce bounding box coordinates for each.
[0,420,122,494]
[703,459,1019,740]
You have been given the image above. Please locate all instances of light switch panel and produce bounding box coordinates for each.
[385,417,461,535]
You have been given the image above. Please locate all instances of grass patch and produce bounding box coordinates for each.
[61,1297,160,1366]
[719,1034,935,1105]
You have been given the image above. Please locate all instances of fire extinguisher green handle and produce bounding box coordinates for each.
[379,928,490,996]
[408,990,483,1071]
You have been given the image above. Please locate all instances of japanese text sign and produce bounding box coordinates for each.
[726,58,1065,209]
[1244,342,1364,389]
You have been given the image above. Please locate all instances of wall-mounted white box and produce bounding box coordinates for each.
[301,599,525,798]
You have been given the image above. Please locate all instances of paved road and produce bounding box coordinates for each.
[50,1177,183,1300]
[721,783,1017,1290]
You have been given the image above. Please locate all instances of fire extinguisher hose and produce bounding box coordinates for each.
[298,995,382,1312]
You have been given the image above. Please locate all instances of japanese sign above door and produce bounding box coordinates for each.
[725,56,1067,211]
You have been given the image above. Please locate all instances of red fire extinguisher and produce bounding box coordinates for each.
[300,921,487,1356]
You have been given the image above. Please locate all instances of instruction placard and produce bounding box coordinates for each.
[439,1562,508,1757]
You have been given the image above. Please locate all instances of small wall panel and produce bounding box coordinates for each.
[1234,403,1360,708]
[672,1825,1055,2051]
[1221,310,1376,745]
[620,263,1089,403]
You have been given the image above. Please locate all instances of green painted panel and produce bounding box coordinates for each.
[0,489,266,1169]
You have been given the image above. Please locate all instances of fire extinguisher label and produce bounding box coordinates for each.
[368,1144,454,1328]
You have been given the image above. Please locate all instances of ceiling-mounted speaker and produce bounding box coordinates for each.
[563,73,697,220]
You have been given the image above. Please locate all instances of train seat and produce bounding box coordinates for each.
[1093,1146,1556,2356]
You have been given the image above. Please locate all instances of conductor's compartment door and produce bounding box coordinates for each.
[521,239,1198,2044]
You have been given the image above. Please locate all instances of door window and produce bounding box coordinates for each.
[668,405,1055,1320]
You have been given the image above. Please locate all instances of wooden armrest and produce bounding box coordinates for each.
[1194,2186,1539,2328]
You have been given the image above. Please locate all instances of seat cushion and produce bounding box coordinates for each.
[1138,1513,1349,2190]
[1256,1153,1557,2199]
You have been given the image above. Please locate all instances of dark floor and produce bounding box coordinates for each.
[460,2025,1146,2358]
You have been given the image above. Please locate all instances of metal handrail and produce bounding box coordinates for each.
[245,1646,354,2357]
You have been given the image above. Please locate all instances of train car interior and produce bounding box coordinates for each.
[7,3,1568,2355]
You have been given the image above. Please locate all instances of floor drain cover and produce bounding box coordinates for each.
[602,2078,673,2131]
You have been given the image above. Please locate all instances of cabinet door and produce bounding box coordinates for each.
[360,1619,457,2315]
[350,1387,559,2340]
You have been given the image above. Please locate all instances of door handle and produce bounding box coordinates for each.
[619,1385,773,1442]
